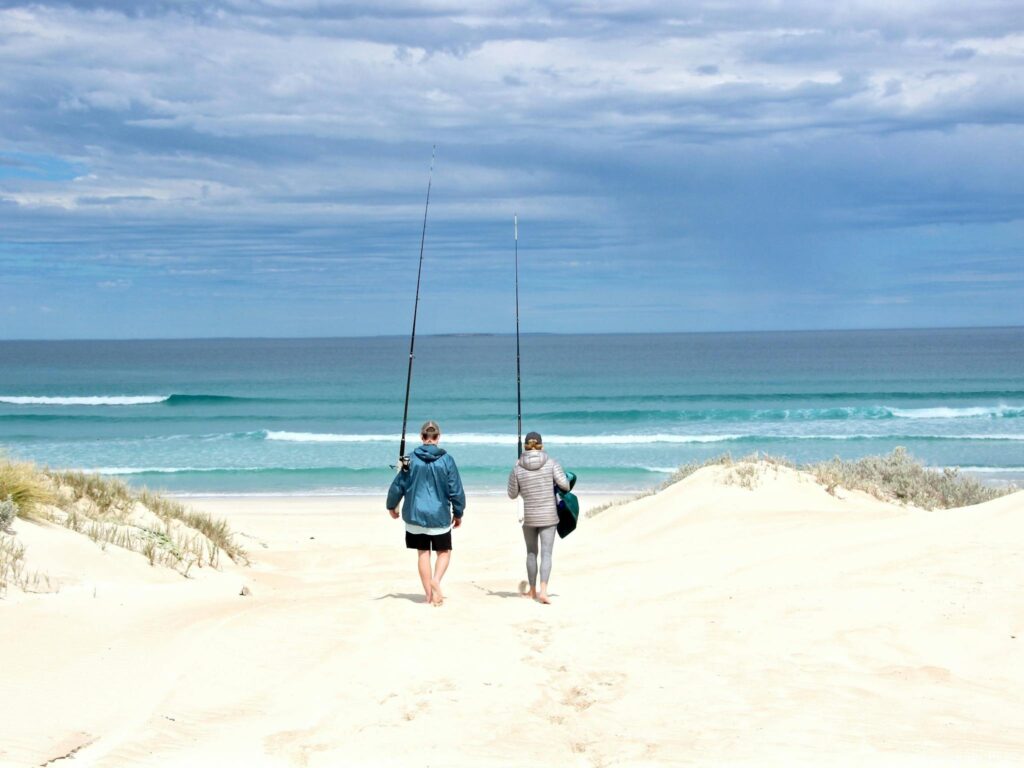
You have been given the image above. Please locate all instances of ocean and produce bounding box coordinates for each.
[1,329,1022,496]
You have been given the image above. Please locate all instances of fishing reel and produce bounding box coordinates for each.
[390,441,412,471]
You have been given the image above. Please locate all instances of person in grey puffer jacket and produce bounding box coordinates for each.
[507,431,570,604]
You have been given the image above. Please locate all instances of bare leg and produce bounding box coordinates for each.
[417,550,432,604]
[431,550,450,606]
[537,582,550,604]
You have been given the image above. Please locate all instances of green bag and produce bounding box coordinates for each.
[556,470,579,539]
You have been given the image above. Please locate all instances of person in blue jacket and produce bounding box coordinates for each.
[387,420,466,606]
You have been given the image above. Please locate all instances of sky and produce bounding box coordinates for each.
[1,1,1022,339]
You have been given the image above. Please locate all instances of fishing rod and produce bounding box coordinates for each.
[514,213,523,458]
[397,146,436,471]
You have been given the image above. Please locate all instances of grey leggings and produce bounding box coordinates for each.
[522,524,556,587]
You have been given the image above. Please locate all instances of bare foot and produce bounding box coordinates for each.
[430,578,444,606]
[518,580,534,598]
[537,593,551,605]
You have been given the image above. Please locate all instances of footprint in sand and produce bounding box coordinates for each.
[560,671,627,712]
[562,685,595,711]
[518,620,552,654]
[412,678,455,696]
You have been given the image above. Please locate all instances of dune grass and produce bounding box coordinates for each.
[0,532,26,595]
[49,469,134,518]
[0,460,55,521]
[138,489,248,565]
[587,449,1016,518]
[0,457,246,584]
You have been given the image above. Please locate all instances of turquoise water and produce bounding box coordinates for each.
[1,329,1022,495]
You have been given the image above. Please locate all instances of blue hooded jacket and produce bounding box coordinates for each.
[386,444,466,529]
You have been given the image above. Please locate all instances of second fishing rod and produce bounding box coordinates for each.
[514,213,524,459]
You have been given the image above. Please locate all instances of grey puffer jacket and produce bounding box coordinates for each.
[507,450,570,527]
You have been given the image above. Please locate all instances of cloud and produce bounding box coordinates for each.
[0,1,1022,336]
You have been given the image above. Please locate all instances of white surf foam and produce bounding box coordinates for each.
[0,395,169,406]
[263,431,396,443]
[260,430,1024,445]
[888,405,1024,419]
[954,466,1024,473]
[168,489,391,498]
[785,433,1024,441]
[88,466,262,475]
[261,431,745,445]
[949,434,1024,441]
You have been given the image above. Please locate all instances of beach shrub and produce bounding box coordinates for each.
[587,449,1012,517]
[0,496,18,532]
[0,460,54,520]
[808,447,1008,510]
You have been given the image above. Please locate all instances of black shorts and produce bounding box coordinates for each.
[405,530,452,552]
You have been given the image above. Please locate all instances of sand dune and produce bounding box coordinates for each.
[2,464,1023,766]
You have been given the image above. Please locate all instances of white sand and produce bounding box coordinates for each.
[2,465,1023,766]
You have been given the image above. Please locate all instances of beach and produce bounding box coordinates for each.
[5,1,1024,764]
[3,464,1023,766]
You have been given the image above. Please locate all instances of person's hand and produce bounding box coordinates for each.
[453,516,462,528]
[388,508,399,519]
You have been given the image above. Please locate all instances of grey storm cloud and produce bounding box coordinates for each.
[0,0,1022,336]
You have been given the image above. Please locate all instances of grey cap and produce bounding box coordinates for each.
[420,420,441,437]
[524,431,542,446]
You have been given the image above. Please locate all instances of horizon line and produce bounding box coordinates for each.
[2,324,1023,343]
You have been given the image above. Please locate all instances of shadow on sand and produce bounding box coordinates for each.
[373,592,429,604]
[471,582,536,599]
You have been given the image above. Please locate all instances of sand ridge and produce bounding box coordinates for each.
[1,466,1023,766]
